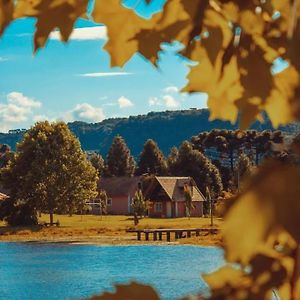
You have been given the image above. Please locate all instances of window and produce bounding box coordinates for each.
[155,202,162,212]
[107,198,112,206]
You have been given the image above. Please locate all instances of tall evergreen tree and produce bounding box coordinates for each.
[174,141,223,197]
[89,152,105,177]
[167,146,179,175]
[0,121,98,226]
[106,135,135,176]
[136,139,167,175]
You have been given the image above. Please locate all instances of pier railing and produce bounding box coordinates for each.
[126,228,218,242]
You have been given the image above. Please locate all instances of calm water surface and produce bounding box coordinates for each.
[0,243,224,300]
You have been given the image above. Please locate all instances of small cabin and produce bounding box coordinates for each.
[144,177,205,218]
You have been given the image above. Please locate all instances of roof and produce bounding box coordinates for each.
[99,177,141,197]
[147,176,205,202]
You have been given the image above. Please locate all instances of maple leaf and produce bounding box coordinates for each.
[265,66,299,127]
[14,0,89,52]
[223,161,300,265]
[93,0,159,67]
[0,0,14,35]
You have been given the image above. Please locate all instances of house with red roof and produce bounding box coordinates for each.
[98,176,205,218]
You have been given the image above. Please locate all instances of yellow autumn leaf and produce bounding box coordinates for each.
[223,161,300,265]
[0,0,14,36]
[265,66,299,127]
[239,10,265,36]
[208,56,243,124]
[14,0,88,52]
[93,0,160,67]
[183,42,242,124]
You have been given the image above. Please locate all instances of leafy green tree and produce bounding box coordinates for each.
[183,184,194,219]
[131,189,149,226]
[98,189,108,217]
[106,135,135,177]
[89,152,105,177]
[0,144,13,168]
[174,141,223,197]
[136,139,167,175]
[0,121,98,225]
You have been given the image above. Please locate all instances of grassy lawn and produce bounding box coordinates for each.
[0,215,223,246]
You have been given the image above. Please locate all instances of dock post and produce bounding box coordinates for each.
[137,231,141,241]
[159,232,162,241]
[153,232,157,241]
[145,232,149,241]
[196,229,200,237]
[187,230,191,238]
[167,232,171,242]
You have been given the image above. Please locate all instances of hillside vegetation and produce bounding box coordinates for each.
[1,109,299,156]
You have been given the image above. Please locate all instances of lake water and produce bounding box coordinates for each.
[0,243,224,300]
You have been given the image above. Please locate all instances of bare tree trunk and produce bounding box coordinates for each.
[49,210,54,225]
[134,213,139,226]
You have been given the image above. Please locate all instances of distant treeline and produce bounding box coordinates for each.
[1,109,299,156]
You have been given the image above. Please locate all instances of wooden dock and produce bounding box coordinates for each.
[127,228,218,242]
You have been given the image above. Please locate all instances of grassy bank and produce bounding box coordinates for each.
[0,215,223,246]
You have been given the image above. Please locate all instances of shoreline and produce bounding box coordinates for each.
[0,233,222,247]
[0,215,223,247]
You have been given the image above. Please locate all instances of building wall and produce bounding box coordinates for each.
[148,201,167,218]
[107,195,130,215]
[190,201,203,217]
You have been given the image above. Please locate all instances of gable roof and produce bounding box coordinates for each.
[99,177,141,197]
[147,176,205,202]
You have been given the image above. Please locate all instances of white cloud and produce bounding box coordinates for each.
[7,92,41,108]
[49,26,107,41]
[79,72,132,77]
[163,86,179,93]
[118,96,134,108]
[163,95,180,108]
[149,97,162,107]
[0,92,42,132]
[148,94,180,109]
[103,102,117,107]
[64,103,105,123]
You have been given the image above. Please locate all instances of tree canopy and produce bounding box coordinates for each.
[106,135,135,177]
[136,139,168,175]
[173,141,223,196]
[0,121,98,225]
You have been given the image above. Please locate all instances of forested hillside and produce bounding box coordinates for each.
[1,109,299,157]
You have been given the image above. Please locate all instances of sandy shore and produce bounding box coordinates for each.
[0,215,223,247]
[0,230,222,247]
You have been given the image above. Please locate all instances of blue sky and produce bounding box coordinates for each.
[0,0,207,132]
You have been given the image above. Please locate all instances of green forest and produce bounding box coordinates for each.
[1,109,299,156]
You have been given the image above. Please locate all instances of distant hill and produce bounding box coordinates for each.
[1,109,299,157]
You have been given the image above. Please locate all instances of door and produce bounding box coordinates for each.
[166,202,172,218]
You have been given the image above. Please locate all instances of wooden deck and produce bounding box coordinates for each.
[127,228,218,242]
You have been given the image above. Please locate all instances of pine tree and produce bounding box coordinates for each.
[106,135,135,177]
[0,121,98,226]
[175,141,223,197]
[131,189,149,226]
[89,152,105,177]
[136,139,167,175]
[234,152,253,191]
[167,146,179,175]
